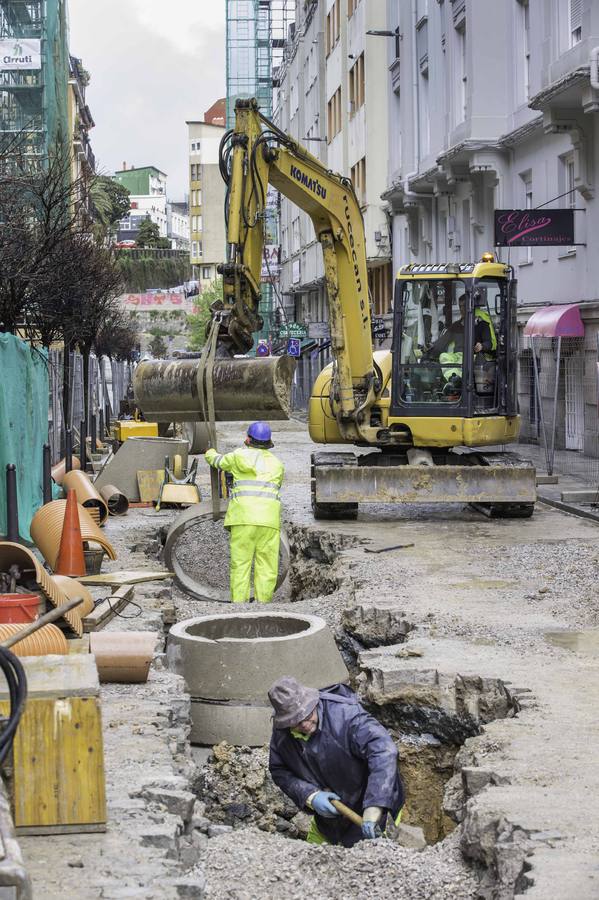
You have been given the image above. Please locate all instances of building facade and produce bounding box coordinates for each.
[68,55,95,195]
[0,0,69,157]
[113,165,168,241]
[167,200,190,250]
[187,118,226,287]
[276,0,393,345]
[384,0,599,460]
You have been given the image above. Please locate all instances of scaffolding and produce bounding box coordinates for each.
[0,0,69,157]
[225,0,295,345]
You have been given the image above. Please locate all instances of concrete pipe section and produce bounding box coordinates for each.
[168,612,348,746]
[133,355,295,423]
[164,502,290,602]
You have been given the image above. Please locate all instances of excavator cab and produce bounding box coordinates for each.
[391,260,518,422]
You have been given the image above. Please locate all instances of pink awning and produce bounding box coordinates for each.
[524,304,585,338]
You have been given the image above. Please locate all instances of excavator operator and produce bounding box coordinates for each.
[426,294,496,359]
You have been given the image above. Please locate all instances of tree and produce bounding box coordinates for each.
[187,278,223,350]
[136,218,161,248]
[149,334,168,358]
[91,176,131,240]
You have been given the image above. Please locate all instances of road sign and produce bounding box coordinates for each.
[287,338,301,358]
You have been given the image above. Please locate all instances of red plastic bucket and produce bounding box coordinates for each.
[0,593,41,624]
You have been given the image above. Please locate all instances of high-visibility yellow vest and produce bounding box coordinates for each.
[205,446,284,529]
[474,307,497,352]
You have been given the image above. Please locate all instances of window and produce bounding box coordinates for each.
[190,140,201,153]
[191,241,199,259]
[455,22,467,124]
[202,266,212,280]
[327,87,342,141]
[569,0,582,46]
[190,163,200,181]
[562,152,577,253]
[349,53,365,115]
[292,216,301,253]
[520,173,533,264]
[326,0,341,56]
[368,262,393,318]
[281,224,289,260]
[351,156,366,205]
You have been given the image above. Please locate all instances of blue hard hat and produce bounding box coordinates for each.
[247,421,272,444]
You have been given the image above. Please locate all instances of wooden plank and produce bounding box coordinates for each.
[137,469,164,502]
[82,584,134,632]
[78,569,173,586]
[2,696,106,832]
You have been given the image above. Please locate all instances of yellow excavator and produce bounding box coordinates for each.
[135,99,536,519]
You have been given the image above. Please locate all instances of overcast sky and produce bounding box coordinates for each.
[68,0,226,198]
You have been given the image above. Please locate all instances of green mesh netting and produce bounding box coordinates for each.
[0,333,48,542]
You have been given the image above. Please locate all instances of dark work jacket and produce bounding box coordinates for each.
[269,684,404,847]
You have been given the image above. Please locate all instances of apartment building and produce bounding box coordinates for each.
[277,0,392,344]
[113,165,168,240]
[167,200,190,250]
[383,0,599,458]
[187,116,226,287]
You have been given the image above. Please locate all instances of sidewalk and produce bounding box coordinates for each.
[514,441,599,523]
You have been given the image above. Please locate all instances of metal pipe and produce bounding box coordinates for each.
[549,336,561,477]
[105,402,111,436]
[79,419,87,471]
[5,465,18,542]
[133,356,296,423]
[65,427,73,473]
[99,409,105,440]
[42,443,52,505]
[90,413,97,455]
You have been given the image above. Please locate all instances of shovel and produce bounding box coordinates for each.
[330,799,363,826]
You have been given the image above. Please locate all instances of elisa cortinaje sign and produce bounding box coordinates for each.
[494,209,574,247]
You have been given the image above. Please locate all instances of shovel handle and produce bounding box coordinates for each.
[331,799,363,827]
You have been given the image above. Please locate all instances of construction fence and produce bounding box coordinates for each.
[48,350,133,465]
[516,333,599,484]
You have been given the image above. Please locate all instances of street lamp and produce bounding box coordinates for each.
[366,26,401,59]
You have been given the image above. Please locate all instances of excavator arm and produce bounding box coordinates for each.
[216,98,379,442]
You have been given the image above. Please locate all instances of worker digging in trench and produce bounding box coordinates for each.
[268,676,404,846]
[204,421,284,603]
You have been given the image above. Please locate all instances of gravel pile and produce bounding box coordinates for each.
[196,828,478,900]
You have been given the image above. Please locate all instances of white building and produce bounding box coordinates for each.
[276,0,393,335]
[114,165,169,240]
[383,0,599,458]
[167,201,190,250]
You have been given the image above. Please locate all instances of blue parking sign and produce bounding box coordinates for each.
[287,338,301,357]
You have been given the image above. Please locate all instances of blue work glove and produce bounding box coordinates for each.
[310,791,341,818]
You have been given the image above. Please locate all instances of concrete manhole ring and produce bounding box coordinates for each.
[164,502,290,602]
[168,611,348,745]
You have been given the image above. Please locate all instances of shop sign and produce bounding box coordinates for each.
[494,209,574,247]
[0,39,41,70]
[308,322,329,339]
[278,322,307,339]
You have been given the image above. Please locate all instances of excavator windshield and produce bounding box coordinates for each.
[398,278,469,406]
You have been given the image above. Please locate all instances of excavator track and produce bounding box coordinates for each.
[471,452,535,518]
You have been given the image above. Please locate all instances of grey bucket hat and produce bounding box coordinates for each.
[268,676,319,729]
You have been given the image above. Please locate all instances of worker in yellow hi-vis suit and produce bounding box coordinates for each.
[205,422,284,603]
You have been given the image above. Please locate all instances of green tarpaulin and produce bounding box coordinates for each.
[0,333,48,542]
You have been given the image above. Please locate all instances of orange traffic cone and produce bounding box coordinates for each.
[54,489,86,577]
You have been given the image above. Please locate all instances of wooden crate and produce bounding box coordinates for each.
[0,654,106,834]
